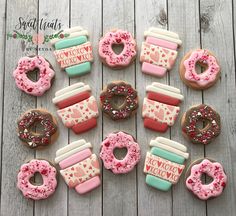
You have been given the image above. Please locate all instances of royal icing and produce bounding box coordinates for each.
[17,159,57,200]
[13,56,55,96]
[55,139,101,194]
[182,104,221,145]
[183,49,220,87]
[155,137,187,152]
[144,152,185,184]
[55,142,92,163]
[99,29,137,68]
[144,137,188,191]
[53,83,91,104]
[142,98,180,126]
[17,110,57,148]
[54,42,93,68]
[186,159,227,200]
[150,140,189,159]
[146,82,184,101]
[141,27,181,77]
[100,81,138,120]
[100,131,141,174]
[56,139,86,156]
[60,154,100,188]
[57,96,99,128]
[52,26,93,77]
[140,42,177,70]
[50,26,88,44]
[144,28,182,45]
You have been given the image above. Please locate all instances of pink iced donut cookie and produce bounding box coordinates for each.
[13,56,55,96]
[179,49,220,89]
[17,159,57,200]
[100,131,141,174]
[186,159,227,200]
[98,29,137,69]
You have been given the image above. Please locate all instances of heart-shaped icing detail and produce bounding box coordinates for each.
[154,109,164,121]
[71,109,82,118]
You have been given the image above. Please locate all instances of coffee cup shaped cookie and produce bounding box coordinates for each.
[142,82,184,132]
[144,137,189,191]
[140,27,182,77]
[51,26,93,77]
[53,82,99,134]
[55,139,101,194]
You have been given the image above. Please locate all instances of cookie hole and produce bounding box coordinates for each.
[196,119,210,131]
[26,67,39,82]
[29,172,43,186]
[110,95,126,109]
[113,147,127,160]
[30,120,45,135]
[200,173,214,185]
[195,61,208,74]
[112,43,124,55]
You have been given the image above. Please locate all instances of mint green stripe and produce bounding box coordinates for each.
[151,147,185,164]
[146,175,172,191]
[55,36,87,50]
[65,62,91,77]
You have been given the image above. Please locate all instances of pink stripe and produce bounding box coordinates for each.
[59,148,92,169]
[75,176,101,194]
[142,62,167,77]
[146,37,178,50]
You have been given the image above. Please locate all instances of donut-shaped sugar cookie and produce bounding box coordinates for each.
[100,81,138,120]
[17,159,57,200]
[55,139,101,194]
[17,109,58,149]
[99,29,137,69]
[141,27,182,77]
[181,104,221,145]
[179,49,220,89]
[13,56,55,96]
[100,131,141,174]
[185,159,227,200]
[52,26,93,77]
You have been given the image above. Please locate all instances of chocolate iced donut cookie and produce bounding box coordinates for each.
[181,104,221,145]
[100,81,138,120]
[17,109,58,149]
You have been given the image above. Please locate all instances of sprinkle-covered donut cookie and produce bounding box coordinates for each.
[140,27,182,77]
[100,131,141,174]
[99,29,137,69]
[100,81,138,120]
[179,49,220,89]
[181,104,221,145]
[13,56,55,96]
[55,139,101,194]
[17,159,57,200]
[17,109,58,149]
[144,137,189,191]
[185,159,227,200]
